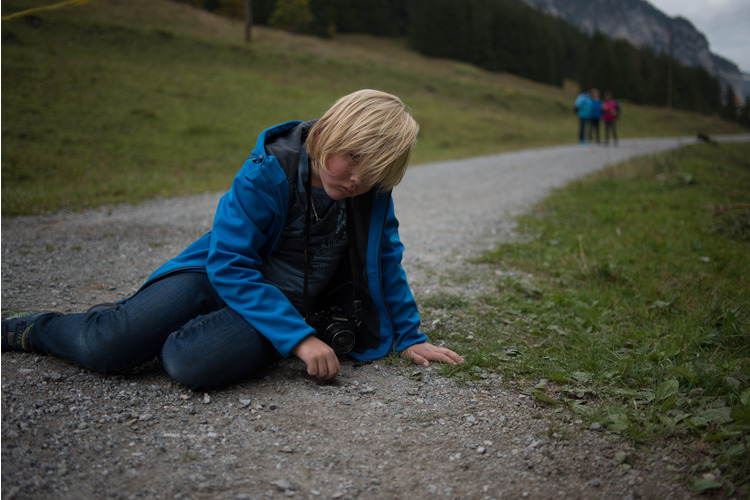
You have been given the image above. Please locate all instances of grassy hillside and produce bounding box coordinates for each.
[2,0,746,215]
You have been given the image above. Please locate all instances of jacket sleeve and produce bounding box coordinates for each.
[378,197,428,352]
[206,158,315,358]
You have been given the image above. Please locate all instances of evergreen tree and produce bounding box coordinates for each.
[738,98,750,128]
[611,40,645,102]
[268,0,314,33]
[252,0,276,25]
[556,20,587,82]
[408,0,467,60]
[581,32,616,91]
[722,86,739,122]
[176,0,725,116]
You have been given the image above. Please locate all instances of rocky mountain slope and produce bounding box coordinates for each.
[523,0,745,100]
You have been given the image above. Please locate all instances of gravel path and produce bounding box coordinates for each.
[3,136,747,499]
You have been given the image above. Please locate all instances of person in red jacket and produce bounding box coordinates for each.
[602,91,620,146]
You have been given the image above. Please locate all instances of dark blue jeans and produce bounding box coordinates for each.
[578,117,588,142]
[27,273,281,389]
[605,120,618,144]
[588,118,600,143]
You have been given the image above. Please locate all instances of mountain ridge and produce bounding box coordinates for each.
[522,0,745,101]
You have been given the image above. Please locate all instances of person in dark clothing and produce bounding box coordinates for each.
[602,91,620,145]
[588,88,602,144]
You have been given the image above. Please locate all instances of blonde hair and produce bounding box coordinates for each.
[307,89,419,191]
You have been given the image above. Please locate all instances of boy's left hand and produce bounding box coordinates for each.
[401,342,464,367]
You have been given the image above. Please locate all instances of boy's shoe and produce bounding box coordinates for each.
[1,311,52,352]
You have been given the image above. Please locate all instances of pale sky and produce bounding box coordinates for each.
[648,0,750,73]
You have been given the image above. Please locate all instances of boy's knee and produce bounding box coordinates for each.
[162,361,202,390]
[161,335,234,390]
[161,332,279,390]
[161,341,205,390]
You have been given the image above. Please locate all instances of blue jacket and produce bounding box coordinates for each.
[574,92,593,119]
[591,99,602,120]
[145,121,427,360]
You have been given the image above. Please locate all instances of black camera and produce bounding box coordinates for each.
[305,307,357,354]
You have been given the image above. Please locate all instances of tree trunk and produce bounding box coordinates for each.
[244,0,252,42]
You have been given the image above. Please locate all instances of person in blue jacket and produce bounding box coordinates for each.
[574,87,593,144]
[587,88,602,144]
[2,89,464,389]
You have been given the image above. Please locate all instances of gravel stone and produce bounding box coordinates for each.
[5,137,747,498]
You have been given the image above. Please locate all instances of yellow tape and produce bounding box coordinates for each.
[2,0,97,21]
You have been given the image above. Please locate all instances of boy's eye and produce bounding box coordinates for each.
[348,153,360,164]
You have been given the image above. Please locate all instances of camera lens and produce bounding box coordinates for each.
[324,323,356,354]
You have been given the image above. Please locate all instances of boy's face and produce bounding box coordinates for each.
[313,154,373,200]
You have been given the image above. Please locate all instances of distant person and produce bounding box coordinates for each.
[574,87,593,144]
[588,88,602,144]
[2,89,464,390]
[602,91,620,146]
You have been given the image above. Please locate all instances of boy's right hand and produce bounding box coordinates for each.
[291,336,340,381]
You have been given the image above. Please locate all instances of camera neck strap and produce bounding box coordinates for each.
[303,172,362,323]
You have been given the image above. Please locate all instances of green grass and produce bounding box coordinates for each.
[2,0,746,215]
[421,142,750,495]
